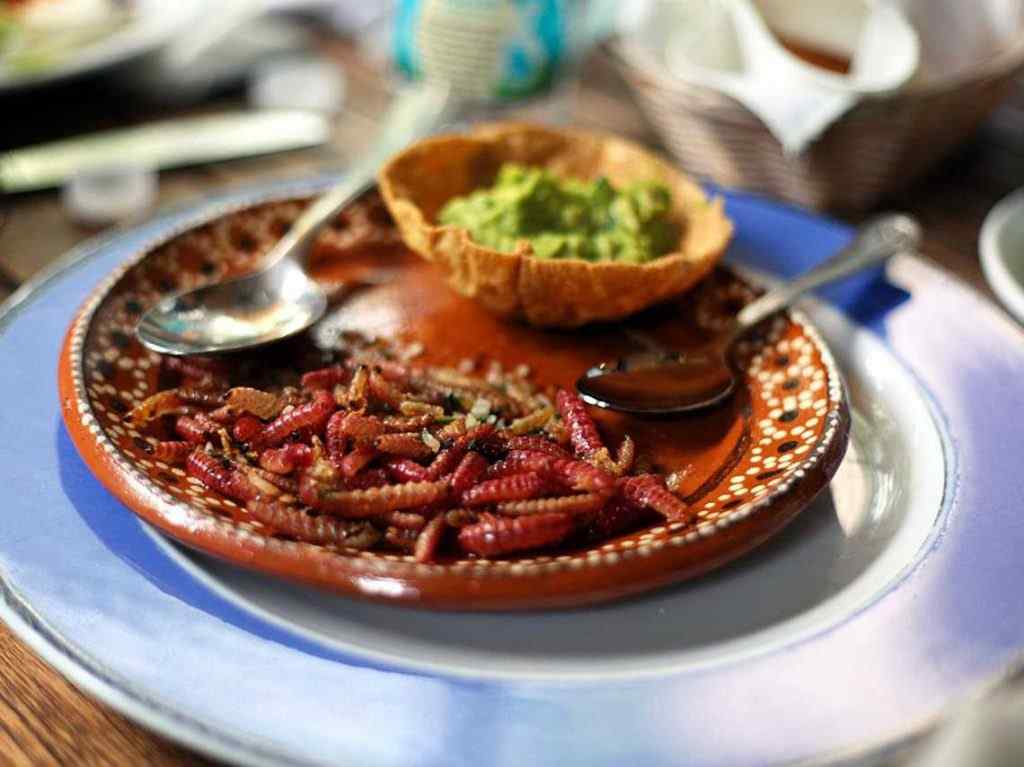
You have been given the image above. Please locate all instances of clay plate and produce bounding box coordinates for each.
[58,191,850,610]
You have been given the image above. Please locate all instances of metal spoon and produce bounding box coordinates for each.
[576,213,922,416]
[136,85,452,356]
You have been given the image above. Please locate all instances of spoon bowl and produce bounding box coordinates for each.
[135,260,326,356]
[577,347,735,415]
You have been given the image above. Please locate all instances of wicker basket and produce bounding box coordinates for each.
[611,35,1024,212]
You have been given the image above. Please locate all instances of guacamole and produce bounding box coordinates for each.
[438,164,680,263]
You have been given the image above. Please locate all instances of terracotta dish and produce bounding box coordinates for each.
[378,122,734,327]
[58,191,848,610]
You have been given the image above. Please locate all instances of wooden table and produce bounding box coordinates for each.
[1,33,1022,766]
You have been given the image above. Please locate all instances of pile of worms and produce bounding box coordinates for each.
[129,342,693,563]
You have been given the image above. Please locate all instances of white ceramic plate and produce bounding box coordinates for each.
[156,296,946,681]
[981,187,1024,325]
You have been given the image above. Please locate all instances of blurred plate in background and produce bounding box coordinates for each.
[981,187,1024,325]
[0,0,203,94]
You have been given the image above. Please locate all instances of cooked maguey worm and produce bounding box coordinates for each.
[137,331,692,561]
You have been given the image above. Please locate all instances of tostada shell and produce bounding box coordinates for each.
[378,122,734,327]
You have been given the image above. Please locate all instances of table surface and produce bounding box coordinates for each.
[1,31,1023,766]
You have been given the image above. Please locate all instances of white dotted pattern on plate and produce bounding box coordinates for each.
[69,194,846,578]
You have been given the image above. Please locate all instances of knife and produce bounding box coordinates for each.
[0,109,331,193]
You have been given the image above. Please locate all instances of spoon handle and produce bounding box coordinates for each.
[261,84,453,269]
[735,213,922,331]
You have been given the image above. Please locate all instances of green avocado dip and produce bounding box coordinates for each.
[437,163,680,263]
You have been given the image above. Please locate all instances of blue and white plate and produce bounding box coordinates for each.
[3,177,1024,766]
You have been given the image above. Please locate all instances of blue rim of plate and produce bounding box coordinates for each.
[3,176,1024,766]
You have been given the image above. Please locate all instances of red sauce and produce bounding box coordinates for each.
[579,353,734,413]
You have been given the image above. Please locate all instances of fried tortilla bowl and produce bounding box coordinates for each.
[378,122,734,328]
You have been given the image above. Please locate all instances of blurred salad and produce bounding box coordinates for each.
[0,0,130,72]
